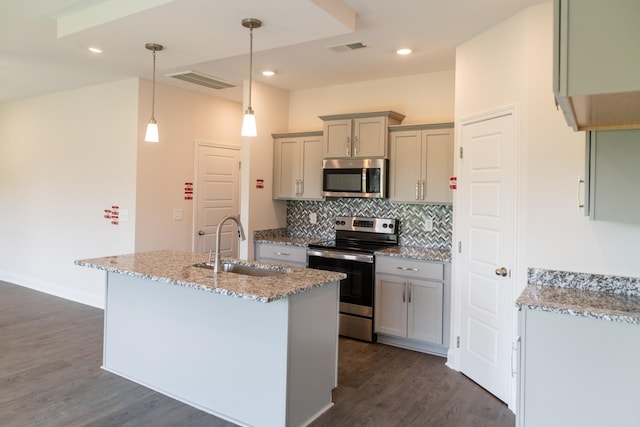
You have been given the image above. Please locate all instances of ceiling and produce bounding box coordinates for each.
[0,0,547,104]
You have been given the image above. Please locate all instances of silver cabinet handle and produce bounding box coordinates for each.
[408,282,412,303]
[274,252,291,256]
[354,136,359,156]
[495,267,508,277]
[511,336,521,377]
[346,137,350,156]
[415,180,420,200]
[299,179,304,195]
[420,180,425,200]
[397,266,419,272]
[402,282,406,303]
[577,175,585,208]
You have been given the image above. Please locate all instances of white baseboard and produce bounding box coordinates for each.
[0,270,104,309]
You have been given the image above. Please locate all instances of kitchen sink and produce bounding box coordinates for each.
[194,261,289,277]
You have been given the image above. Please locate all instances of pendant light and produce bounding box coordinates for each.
[241,18,261,137]
[144,43,163,143]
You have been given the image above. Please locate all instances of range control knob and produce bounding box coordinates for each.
[388,224,394,229]
[382,223,388,228]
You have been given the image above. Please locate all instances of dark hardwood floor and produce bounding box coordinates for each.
[0,281,514,427]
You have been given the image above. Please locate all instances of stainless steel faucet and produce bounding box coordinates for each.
[213,214,246,274]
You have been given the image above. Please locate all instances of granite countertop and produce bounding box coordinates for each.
[375,246,451,263]
[253,228,322,247]
[254,235,321,247]
[516,268,640,324]
[254,229,452,263]
[75,250,346,303]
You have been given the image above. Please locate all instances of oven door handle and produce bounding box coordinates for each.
[307,249,374,263]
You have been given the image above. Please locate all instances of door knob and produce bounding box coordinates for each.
[495,267,508,277]
[198,230,205,236]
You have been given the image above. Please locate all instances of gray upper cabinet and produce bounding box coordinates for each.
[319,111,405,158]
[388,123,454,204]
[554,0,640,131]
[584,129,640,223]
[272,131,324,200]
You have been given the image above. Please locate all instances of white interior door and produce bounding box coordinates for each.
[195,144,241,255]
[457,111,515,404]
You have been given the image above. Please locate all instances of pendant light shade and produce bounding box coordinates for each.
[241,108,257,137]
[241,18,261,137]
[144,43,163,143]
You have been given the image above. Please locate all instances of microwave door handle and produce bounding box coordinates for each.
[362,168,367,193]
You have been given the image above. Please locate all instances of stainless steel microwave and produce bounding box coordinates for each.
[322,158,388,198]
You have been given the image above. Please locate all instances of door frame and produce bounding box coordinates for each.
[192,140,242,253]
[448,105,522,410]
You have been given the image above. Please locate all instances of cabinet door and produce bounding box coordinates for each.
[388,131,423,202]
[323,119,352,158]
[407,279,443,344]
[353,116,387,158]
[300,136,324,200]
[587,129,640,223]
[558,0,640,97]
[423,129,454,204]
[273,138,301,199]
[374,275,407,337]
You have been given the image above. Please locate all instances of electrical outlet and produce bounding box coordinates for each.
[423,218,433,232]
[309,212,317,224]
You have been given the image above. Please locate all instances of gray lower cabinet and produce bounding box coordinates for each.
[255,242,307,267]
[584,129,640,223]
[517,308,640,427]
[374,256,450,356]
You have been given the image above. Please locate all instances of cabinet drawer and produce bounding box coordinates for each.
[255,243,307,266]
[375,256,444,281]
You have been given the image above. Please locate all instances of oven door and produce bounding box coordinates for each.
[307,249,374,308]
[307,249,376,341]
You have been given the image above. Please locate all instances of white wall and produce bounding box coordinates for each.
[135,80,243,253]
[288,71,455,130]
[456,2,640,281]
[0,79,139,307]
[0,78,244,307]
[241,81,289,260]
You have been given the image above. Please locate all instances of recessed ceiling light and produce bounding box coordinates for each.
[262,70,275,77]
[396,48,412,55]
[88,47,103,54]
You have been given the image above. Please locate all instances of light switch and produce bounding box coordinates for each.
[173,209,183,221]
[309,213,317,224]
[423,218,433,232]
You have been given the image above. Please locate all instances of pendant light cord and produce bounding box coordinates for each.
[247,26,253,113]
[151,48,156,121]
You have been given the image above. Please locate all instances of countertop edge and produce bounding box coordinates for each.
[75,253,346,303]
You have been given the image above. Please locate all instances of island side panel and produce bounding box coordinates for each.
[286,281,339,426]
[103,272,289,427]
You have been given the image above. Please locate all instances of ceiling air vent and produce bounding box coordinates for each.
[166,71,236,90]
[328,41,368,53]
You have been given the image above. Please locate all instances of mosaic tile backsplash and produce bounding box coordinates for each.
[286,199,452,250]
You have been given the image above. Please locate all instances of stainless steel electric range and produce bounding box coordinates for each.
[307,216,398,342]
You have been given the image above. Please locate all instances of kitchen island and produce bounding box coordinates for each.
[76,250,346,427]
